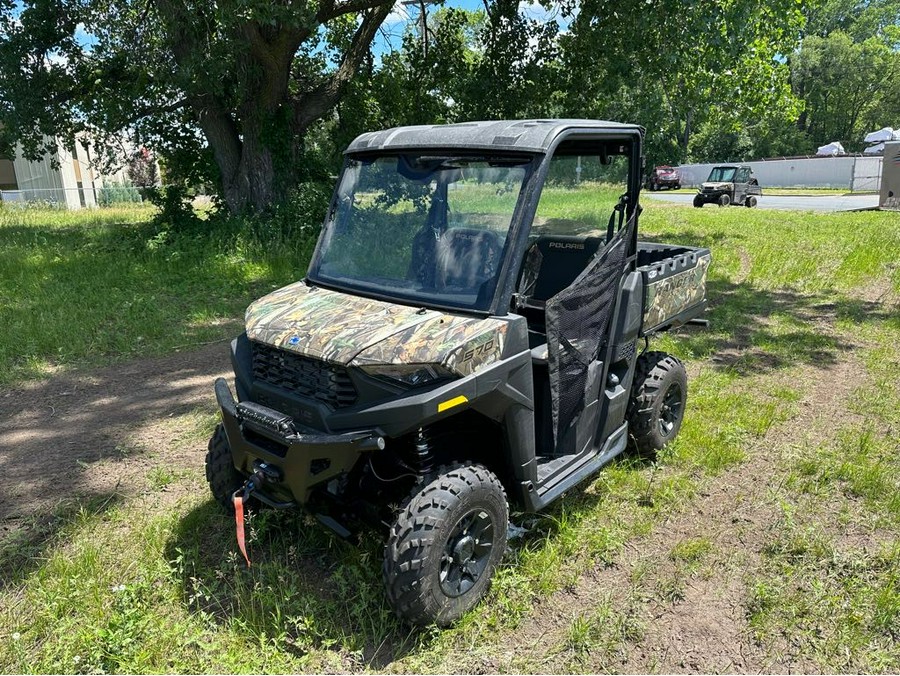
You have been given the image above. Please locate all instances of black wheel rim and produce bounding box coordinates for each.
[659,382,684,438]
[439,508,494,598]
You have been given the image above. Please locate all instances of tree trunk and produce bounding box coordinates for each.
[194,107,279,214]
[158,0,391,214]
[218,137,278,214]
[194,45,293,213]
[682,108,693,155]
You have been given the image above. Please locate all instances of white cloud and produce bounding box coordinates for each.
[45,51,69,67]
[384,1,411,26]
[518,0,555,22]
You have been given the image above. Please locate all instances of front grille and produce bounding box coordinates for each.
[251,342,358,408]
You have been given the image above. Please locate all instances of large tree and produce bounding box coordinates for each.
[792,31,900,149]
[341,0,805,166]
[558,0,805,161]
[0,0,393,212]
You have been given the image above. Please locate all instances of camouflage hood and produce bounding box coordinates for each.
[245,281,507,376]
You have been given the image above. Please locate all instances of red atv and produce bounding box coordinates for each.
[645,166,681,191]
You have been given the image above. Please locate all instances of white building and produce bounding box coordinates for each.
[0,136,129,209]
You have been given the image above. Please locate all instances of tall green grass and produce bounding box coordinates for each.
[0,203,319,383]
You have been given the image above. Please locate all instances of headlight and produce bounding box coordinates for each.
[360,363,456,388]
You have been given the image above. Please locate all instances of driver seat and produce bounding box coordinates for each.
[526,235,604,302]
[436,228,503,290]
[517,235,604,332]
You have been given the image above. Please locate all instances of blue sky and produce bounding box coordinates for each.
[17,0,569,63]
[374,0,570,54]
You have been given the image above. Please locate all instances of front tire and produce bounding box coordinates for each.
[718,194,731,207]
[626,351,688,455]
[693,195,703,208]
[205,424,245,512]
[383,464,508,627]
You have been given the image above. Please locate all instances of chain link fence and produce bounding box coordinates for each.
[0,184,145,209]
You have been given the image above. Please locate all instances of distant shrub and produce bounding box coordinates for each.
[247,181,331,243]
[144,184,204,233]
[98,181,142,206]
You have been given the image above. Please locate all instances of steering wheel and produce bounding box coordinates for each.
[436,228,505,292]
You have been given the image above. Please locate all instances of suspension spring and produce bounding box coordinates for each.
[413,428,434,476]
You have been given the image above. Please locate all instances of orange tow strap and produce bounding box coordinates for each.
[233,494,251,567]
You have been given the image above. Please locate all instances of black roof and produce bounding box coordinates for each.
[345,119,643,155]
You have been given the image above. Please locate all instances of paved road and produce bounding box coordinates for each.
[645,192,880,212]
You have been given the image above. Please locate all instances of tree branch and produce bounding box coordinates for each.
[316,0,393,23]
[294,2,393,130]
[153,0,243,188]
[120,98,189,126]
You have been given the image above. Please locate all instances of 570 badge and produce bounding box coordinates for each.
[460,338,497,363]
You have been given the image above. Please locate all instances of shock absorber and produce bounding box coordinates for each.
[413,427,434,476]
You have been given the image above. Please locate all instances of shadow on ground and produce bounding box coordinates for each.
[0,491,123,591]
[0,343,231,587]
[680,278,897,376]
[644,229,895,375]
[165,500,427,668]
[162,454,660,670]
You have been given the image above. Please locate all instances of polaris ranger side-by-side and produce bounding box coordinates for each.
[206,120,711,626]
[693,164,762,207]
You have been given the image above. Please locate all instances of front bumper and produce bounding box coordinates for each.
[695,190,727,204]
[215,378,383,505]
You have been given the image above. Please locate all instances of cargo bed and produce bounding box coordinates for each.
[637,242,711,334]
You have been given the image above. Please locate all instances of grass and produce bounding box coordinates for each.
[0,203,319,384]
[0,193,898,672]
[743,305,900,671]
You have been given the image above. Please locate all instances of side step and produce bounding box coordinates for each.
[535,454,578,484]
[526,423,629,511]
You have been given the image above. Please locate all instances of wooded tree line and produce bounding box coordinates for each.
[0,0,897,213]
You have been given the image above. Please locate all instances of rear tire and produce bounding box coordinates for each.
[746,196,758,208]
[205,424,245,512]
[383,464,508,627]
[626,351,688,456]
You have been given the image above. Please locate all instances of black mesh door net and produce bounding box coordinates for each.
[545,214,635,448]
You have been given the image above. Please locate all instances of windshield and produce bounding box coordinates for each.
[707,167,736,182]
[308,154,533,311]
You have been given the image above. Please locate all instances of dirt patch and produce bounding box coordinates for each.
[0,342,230,527]
[498,339,864,673]
[735,247,752,284]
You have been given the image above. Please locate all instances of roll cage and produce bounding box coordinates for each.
[307,122,645,317]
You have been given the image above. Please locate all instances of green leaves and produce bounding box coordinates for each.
[0,0,397,213]
[792,30,900,151]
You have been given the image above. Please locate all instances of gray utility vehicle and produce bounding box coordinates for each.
[693,164,762,207]
[207,119,711,626]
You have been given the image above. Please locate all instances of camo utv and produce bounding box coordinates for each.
[207,119,711,627]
